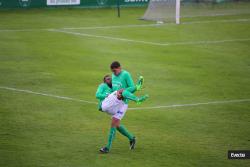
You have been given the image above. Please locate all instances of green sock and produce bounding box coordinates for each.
[123,77,143,93]
[125,86,136,93]
[117,125,134,141]
[106,127,116,150]
[122,90,139,102]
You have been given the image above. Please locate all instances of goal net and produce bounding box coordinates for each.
[142,0,250,24]
[142,0,179,23]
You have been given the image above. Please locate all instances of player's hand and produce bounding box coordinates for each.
[117,89,124,100]
[117,93,122,100]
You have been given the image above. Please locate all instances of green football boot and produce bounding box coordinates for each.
[136,76,144,91]
[136,94,149,104]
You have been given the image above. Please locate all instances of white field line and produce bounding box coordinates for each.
[0,29,47,32]
[0,24,160,32]
[0,86,97,104]
[0,86,249,110]
[182,11,250,18]
[61,23,160,30]
[0,18,250,32]
[182,18,250,24]
[128,99,250,110]
[60,18,250,30]
[48,29,169,46]
[166,38,250,46]
[63,18,250,28]
[49,29,250,46]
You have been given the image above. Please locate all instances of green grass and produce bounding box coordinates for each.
[0,7,250,167]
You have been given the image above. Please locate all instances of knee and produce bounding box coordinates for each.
[112,122,120,128]
[111,118,120,127]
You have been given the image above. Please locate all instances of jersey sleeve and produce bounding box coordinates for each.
[125,72,136,93]
[95,84,107,100]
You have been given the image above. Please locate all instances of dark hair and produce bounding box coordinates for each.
[103,74,111,82]
[110,61,121,69]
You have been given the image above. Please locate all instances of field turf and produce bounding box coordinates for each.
[0,7,250,167]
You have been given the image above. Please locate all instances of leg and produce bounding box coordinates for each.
[100,92,121,153]
[114,103,133,141]
[122,90,149,104]
[111,117,120,128]
[117,124,134,141]
[125,86,136,93]
[113,103,136,150]
[100,117,120,153]
[125,76,144,93]
[122,90,138,101]
[105,117,120,150]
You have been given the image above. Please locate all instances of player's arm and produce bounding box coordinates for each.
[125,72,136,93]
[95,84,107,100]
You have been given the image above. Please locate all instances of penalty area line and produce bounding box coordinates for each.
[0,86,97,104]
[0,86,249,110]
[0,24,160,32]
[1,18,250,32]
[49,29,250,46]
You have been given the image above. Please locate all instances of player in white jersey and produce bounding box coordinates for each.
[102,90,128,120]
[96,74,148,153]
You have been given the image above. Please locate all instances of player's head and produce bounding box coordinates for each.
[103,74,112,88]
[110,61,121,76]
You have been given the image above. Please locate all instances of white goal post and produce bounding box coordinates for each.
[142,0,181,24]
[176,0,180,24]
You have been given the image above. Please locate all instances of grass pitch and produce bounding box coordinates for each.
[0,7,250,167]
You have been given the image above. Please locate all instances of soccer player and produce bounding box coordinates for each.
[98,61,146,153]
[96,74,148,153]
[96,75,146,112]
[96,75,113,111]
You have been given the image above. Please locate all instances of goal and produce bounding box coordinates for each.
[142,0,250,24]
[141,0,180,24]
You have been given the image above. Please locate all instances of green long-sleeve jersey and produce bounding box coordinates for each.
[95,83,112,110]
[112,70,135,104]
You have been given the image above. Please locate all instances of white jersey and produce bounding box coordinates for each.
[101,91,128,120]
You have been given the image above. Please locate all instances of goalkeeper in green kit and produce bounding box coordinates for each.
[96,61,148,153]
